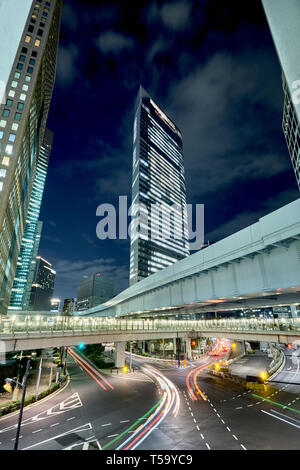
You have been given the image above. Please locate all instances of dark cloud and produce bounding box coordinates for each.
[39,0,299,301]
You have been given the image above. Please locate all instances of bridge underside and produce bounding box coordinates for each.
[119,291,300,318]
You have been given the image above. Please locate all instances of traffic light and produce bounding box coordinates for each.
[191,340,196,347]
[3,380,13,393]
[78,343,85,350]
[231,342,237,350]
[123,366,128,373]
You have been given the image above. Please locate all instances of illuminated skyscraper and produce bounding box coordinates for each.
[0,0,62,314]
[262,0,300,190]
[9,130,53,311]
[29,255,56,311]
[129,86,189,286]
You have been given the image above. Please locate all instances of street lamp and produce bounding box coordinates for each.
[6,359,30,450]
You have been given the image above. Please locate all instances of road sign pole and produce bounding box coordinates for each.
[14,359,30,451]
[35,357,43,401]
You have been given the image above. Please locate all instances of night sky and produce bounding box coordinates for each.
[39,0,299,303]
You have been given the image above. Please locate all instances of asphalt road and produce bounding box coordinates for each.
[0,346,299,450]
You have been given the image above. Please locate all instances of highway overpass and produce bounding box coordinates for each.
[80,198,300,318]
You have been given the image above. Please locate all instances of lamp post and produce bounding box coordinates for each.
[6,359,30,450]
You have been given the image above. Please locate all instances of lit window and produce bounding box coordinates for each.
[42,11,48,17]
[32,14,37,19]
[17,103,24,110]
[12,123,19,131]
[0,120,7,128]
[25,35,31,43]
[6,99,13,107]
[34,39,40,47]
[0,182,3,191]
[11,81,18,88]
[22,84,29,91]
[14,72,20,79]
[2,109,10,117]
[25,76,31,82]
[0,130,3,139]
[8,90,15,97]
[5,144,13,154]
[20,94,26,101]
[2,157,9,166]
[0,169,6,178]
[8,133,16,142]
[14,112,21,121]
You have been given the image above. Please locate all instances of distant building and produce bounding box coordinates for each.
[50,298,60,313]
[76,273,114,311]
[129,86,189,286]
[62,298,76,315]
[262,0,300,190]
[30,256,56,310]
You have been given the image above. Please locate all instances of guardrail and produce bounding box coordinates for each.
[0,315,300,336]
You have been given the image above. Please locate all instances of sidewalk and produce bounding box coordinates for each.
[0,356,59,406]
[229,351,271,379]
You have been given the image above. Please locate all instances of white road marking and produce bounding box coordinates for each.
[261,410,300,429]
[241,444,247,450]
[101,423,112,427]
[233,434,238,440]
[22,423,92,450]
[66,417,75,421]
[120,420,130,423]
[206,443,211,450]
[50,423,59,427]
[226,427,231,432]
[32,429,43,433]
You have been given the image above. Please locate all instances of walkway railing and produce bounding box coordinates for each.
[0,315,300,336]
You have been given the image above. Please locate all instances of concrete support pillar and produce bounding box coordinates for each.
[260,341,269,352]
[185,338,192,360]
[114,342,126,368]
[290,305,298,318]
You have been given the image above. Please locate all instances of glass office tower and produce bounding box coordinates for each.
[129,86,189,286]
[262,0,300,190]
[29,256,56,311]
[0,0,62,314]
[76,274,114,311]
[9,129,53,310]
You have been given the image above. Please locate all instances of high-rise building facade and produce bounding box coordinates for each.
[30,255,56,310]
[62,298,76,315]
[129,86,189,286]
[0,0,62,314]
[9,129,53,311]
[262,0,300,190]
[76,274,114,311]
